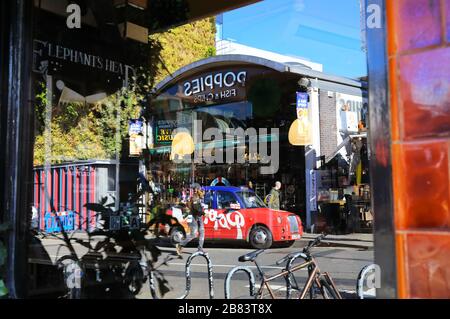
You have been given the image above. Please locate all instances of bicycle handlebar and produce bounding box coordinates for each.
[275,233,328,266]
[275,256,289,266]
[303,233,327,254]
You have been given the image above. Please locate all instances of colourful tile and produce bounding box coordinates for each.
[386,0,399,56]
[399,47,450,139]
[392,144,406,229]
[389,58,400,141]
[395,233,409,298]
[393,141,450,230]
[406,232,450,298]
[446,0,450,42]
[393,0,442,52]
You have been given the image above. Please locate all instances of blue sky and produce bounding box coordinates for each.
[220,0,367,79]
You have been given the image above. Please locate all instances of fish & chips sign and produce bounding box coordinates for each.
[182,70,247,104]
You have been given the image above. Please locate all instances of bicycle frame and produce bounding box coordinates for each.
[254,259,312,299]
[229,234,342,300]
[254,256,341,299]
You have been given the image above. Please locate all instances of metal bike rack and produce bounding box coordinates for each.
[356,264,379,299]
[148,251,214,299]
[148,268,160,299]
[284,252,309,299]
[178,251,215,299]
[224,266,256,299]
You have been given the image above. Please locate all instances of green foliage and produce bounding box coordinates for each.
[33,87,143,165]
[151,17,216,83]
[35,81,47,135]
[204,46,216,58]
[0,223,10,297]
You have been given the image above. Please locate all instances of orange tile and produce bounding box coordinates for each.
[389,58,400,141]
[399,47,450,140]
[392,144,406,229]
[392,0,442,53]
[395,232,409,298]
[406,231,450,298]
[386,0,398,56]
[393,141,450,230]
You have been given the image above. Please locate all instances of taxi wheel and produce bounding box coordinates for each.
[249,226,273,249]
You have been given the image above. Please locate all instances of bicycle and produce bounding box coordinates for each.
[43,173,168,299]
[234,234,342,299]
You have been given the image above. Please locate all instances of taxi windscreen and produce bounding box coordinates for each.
[236,191,266,209]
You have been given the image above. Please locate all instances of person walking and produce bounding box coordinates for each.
[268,181,282,210]
[176,185,206,256]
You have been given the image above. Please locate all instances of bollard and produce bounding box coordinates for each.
[224,266,256,299]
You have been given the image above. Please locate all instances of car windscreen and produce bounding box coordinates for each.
[236,191,266,209]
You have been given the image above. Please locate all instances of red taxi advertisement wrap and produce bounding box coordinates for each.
[166,186,303,249]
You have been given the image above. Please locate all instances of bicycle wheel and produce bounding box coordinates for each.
[318,277,340,299]
[124,262,144,296]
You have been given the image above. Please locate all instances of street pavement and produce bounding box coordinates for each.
[137,239,374,299]
[31,234,374,299]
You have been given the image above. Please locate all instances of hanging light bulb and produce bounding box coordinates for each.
[170,131,195,161]
[288,118,312,146]
[289,109,313,146]
[290,90,313,146]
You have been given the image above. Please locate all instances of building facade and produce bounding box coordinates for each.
[149,54,367,230]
